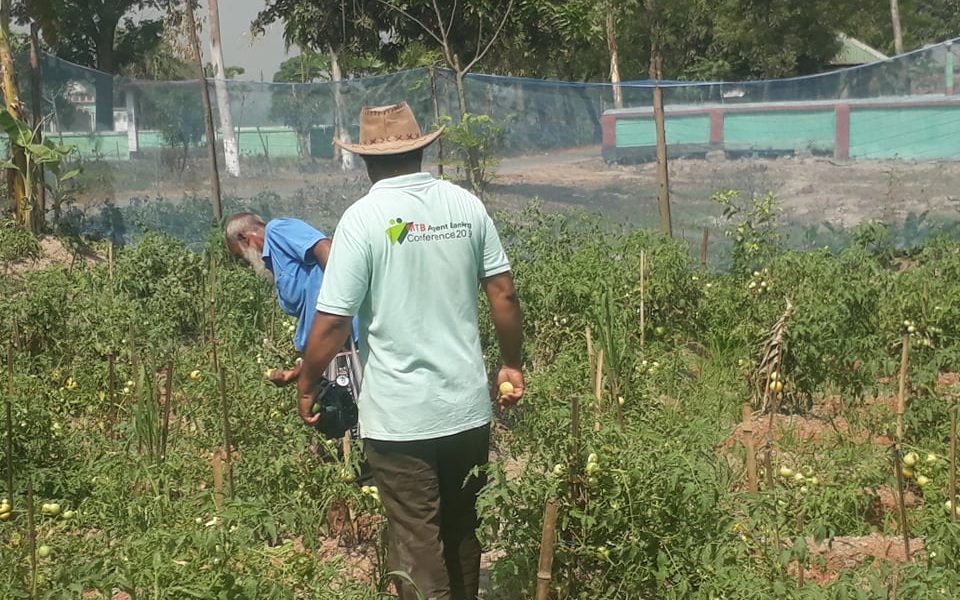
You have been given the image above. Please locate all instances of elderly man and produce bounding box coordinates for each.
[296,102,524,600]
[226,213,361,386]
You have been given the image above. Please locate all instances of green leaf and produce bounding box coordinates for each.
[0,159,20,172]
[60,168,81,182]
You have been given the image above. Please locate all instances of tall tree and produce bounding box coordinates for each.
[890,0,905,54]
[207,0,240,176]
[0,0,26,222]
[32,0,173,130]
[253,0,382,169]
[373,0,516,115]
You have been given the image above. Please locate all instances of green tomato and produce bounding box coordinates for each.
[37,545,51,559]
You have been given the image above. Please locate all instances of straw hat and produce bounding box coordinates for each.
[334,102,444,156]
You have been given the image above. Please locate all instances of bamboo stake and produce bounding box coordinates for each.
[211,451,224,511]
[742,403,758,493]
[107,242,113,280]
[796,510,805,587]
[26,478,36,596]
[569,394,583,508]
[160,361,174,462]
[534,500,559,600]
[429,66,444,177]
[184,0,223,221]
[342,430,359,543]
[893,447,911,559]
[209,255,235,499]
[896,334,909,442]
[700,227,709,270]
[106,352,116,436]
[763,441,774,490]
[5,344,13,508]
[593,350,604,432]
[950,402,957,523]
[585,326,594,380]
[639,251,646,350]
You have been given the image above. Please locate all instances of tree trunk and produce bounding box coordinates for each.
[329,48,353,170]
[0,0,26,225]
[94,22,118,131]
[28,22,44,232]
[208,0,241,177]
[605,3,623,109]
[890,0,904,55]
[453,54,469,117]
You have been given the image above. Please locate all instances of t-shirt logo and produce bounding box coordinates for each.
[386,218,410,245]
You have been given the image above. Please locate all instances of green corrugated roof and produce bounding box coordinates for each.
[832,34,888,65]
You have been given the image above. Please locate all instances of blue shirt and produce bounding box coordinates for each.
[262,219,357,352]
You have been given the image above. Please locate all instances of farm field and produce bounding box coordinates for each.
[1,199,960,599]
[65,149,960,262]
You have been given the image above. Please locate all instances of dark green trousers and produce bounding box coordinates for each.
[365,423,490,600]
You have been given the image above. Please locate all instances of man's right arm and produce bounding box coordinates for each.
[482,271,524,408]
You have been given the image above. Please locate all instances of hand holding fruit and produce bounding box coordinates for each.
[495,366,524,409]
[265,367,296,387]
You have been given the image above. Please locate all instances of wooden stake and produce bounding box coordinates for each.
[107,242,113,280]
[892,447,911,559]
[896,334,910,442]
[5,344,13,507]
[796,510,805,587]
[763,441,774,490]
[639,250,646,350]
[26,478,36,596]
[700,227,709,270]
[593,350,604,432]
[430,66,444,177]
[950,402,957,523]
[160,361,174,462]
[342,431,359,543]
[184,0,223,221]
[211,451,224,511]
[585,326,594,379]
[208,254,235,498]
[742,403,758,493]
[569,394,583,508]
[650,52,672,237]
[534,500,560,600]
[106,352,116,435]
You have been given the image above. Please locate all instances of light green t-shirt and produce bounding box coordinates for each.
[316,172,511,441]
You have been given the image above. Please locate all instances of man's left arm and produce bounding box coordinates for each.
[296,313,353,426]
[296,210,370,426]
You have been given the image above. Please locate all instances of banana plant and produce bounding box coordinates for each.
[1,108,78,231]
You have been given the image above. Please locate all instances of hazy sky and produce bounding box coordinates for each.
[197,0,291,81]
[145,0,292,81]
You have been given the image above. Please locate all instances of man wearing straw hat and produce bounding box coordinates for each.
[296,102,525,600]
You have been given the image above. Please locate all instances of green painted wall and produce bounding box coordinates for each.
[615,115,711,147]
[724,111,835,153]
[51,127,305,161]
[849,107,960,159]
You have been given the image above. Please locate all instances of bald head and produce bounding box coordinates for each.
[225,212,271,280]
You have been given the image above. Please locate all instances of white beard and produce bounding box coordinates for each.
[243,246,274,283]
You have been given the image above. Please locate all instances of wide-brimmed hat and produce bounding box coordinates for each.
[334,102,444,156]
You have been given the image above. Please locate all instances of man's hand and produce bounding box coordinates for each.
[495,365,525,410]
[266,368,295,387]
[298,383,322,428]
[297,312,353,428]
[265,358,302,387]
